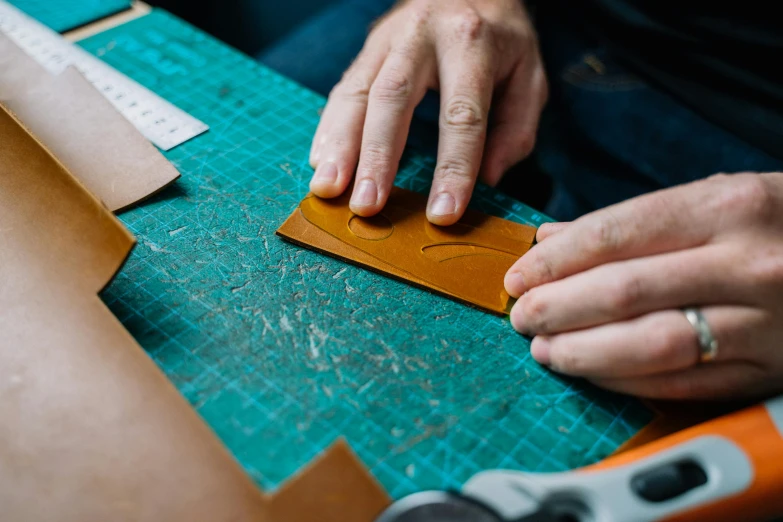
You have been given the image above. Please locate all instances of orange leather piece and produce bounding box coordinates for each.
[0,104,389,522]
[0,33,180,212]
[277,189,537,315]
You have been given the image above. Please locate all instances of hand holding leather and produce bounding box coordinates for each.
[505,173,783,400]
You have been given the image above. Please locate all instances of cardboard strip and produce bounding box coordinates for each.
[0,103,391,522]
[0,32,180,212]
[277,188,537,314]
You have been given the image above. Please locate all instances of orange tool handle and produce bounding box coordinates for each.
[587,398,783,522]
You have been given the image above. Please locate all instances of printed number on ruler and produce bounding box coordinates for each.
[0,1,208,150]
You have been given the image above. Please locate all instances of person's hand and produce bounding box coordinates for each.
[504,173,783,400]
[309,0,547,225]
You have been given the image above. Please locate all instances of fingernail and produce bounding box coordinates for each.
[351,179,378,208]
[530,336,551,365]
[509,301,528,335]
[312,161,338,186]
[429,193,456,216]
[504,271,526,297]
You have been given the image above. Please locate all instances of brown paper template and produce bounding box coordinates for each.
[277,188,537,314]
[0,32,180,212]
[0,104,390,522]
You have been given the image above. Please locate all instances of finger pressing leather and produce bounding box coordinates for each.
[528,306,763,380]
[511,245,744,334]
[503,179,729,295]
[310,46,387,198]
[427,38,494,225]
[535,222,570,242]
[350,39,433,216]
[310,37,387,166]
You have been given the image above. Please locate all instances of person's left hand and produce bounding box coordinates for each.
[504,172,783,400]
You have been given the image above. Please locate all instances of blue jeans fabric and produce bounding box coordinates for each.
[258,0,783,221]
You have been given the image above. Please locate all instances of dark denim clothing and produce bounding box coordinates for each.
[533,4,783,220]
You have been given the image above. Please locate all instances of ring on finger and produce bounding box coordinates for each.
[682,307,719,363]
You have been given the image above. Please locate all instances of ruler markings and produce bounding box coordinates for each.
[0,1,208,150]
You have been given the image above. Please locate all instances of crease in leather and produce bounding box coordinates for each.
[0,104,389,522]
[277,188,537,315]
[0,32,180,213]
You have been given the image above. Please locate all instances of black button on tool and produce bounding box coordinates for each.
[631,460,708,502]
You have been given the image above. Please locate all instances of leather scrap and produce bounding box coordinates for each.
[0,104,394,522]
[268,439,391,522]
[277,188,537,314]
[0,32,180,212]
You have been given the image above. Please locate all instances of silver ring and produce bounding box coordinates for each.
[683,308,719,362]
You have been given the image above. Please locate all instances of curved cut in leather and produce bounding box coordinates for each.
[278,187,536,315]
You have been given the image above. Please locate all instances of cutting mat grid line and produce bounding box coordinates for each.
[80,9,652,497]
[7,0,131,32]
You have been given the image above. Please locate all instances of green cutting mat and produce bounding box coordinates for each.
[79,9,652,498]
[8,0,131,32]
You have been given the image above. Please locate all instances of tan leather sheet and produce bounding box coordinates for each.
[276,189,537,314]
[0,32,180,212]
[0,104,389,521]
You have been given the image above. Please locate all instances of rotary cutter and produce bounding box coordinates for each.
[376,395,783,522]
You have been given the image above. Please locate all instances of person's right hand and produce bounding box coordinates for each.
[309,0,548,226]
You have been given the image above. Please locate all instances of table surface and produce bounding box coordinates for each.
[33,4,651,498]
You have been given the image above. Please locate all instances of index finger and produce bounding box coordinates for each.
[504,177,723,297]
[349,33,434,216]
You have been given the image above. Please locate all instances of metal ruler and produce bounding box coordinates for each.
[0,1,208,150]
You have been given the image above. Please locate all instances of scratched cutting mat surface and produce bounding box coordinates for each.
[77,9,653,498]
[8,0,131,32]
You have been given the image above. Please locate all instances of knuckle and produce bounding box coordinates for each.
[390,37,422,62]
[650,322,692,364]
[327,134,353,152]
[450,9,485,42]
[443,95,484,129]
[741,174,775,221]
[712,174,773,222]
[607,273,645,311]
[550,343,581,374]
[746,247,783,287]
[370,70,412,101]
[358,142,392,171]
[334,70,373,101]
[528,250,556,284]
[707,172,732,183]
[586,214,622,258]
[521,289,549,331]
[405,6,431,33]
[643,190,674,216]
[434,158,474,184]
